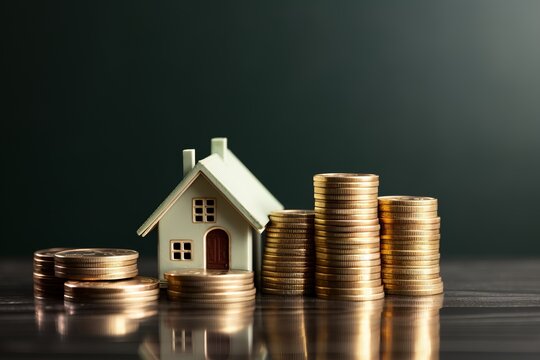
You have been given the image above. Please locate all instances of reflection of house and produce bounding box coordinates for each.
[137,138,283,285]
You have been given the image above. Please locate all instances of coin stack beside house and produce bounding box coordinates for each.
[165,269,256,304]
[378,196,444,295]
[262,210,315,296]
[313,173,384,301]
[33,248,71,299]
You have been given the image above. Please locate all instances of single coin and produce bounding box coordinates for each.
[316,265,381,275]
[383,281,443,290]
[55,248,139,263]
[315,278,381,288]
[64,293,159,304]
[263,258,314,267]
[381,234,441,241]
[265,237,314,245]
[316,246,379,255]
[315,218,379,226]
[381,238,439,246]
[315,224,380,233]
[269,209,315,218]
[381,229,440,236]
[64,288,160,299]
[261,283,311,291]
[314,187,379,195]
[378,196,438,207]
[316,258,381,268]
[55,270,139,281]
[380,217,441,224]
[382,254,440,261]
[168,294,256,303]
[54,264,138,274]
[268,222,314,230]
[168,283,254,293]
[313,173,379,183]
[315,285,384,296]
[265,233,314,240]
[264,247,313,256]
[314,200,378,209]
[381,223,441,230]
[316,291,385,301]
[316,252,380,261]
[263,277,314,286]
[317,213,378,221]
[382,259,440,267]
[313,180,379,188]
[264,242,314,250]
[164,269,253,282]
[314,193,379,201]
[381,243,439,251]
[382,272,441,281]
[168,287,256,298]
[380,249,440,256]
[315,272,380,281]
[379,211,438,219]
[266,228,314,234]
[315,237,379,247]
[382,277,442,285]
[262,270,314,278]
[166,278,254,288]
[382,265,440,275]
[263,253,314,262]
[315,207,378,215]
[53,259,138,268]
[315,230,380,238]
[64,276,159,294]
[262,263,313,271]
[384,283,444,295]
[378,204,438,213]
[34,248,72,261]
[263,288,312,296]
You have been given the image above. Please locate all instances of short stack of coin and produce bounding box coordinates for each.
[262,210,315,296]
[378,196,444,295]
[313,173,384,301]
[54,248,139,281]
[165,269,256,304]
[63,276,160,305]
[33,248,71,299]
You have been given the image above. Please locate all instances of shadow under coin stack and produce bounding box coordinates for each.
[33,248,71,299]
[165,269,256,305]
[378,196,444,295]
[313,173,384,301]
[262,210,315,296]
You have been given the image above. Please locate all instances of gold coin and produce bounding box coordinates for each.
[316,246,379,255]
[381,223,440,231]
[316,264,381,275]
[313,173,379,183]
[314,200,378,209]
[33,272,64,282]
[381,229,440,236]
[381,243,439,251]
[316,291,385,301]
[315,224,380,233]
[263,288,312,296]
[314,193,379,201]
[167,292,256,303]
[381,234,441,241]
[265,233,314,240]
[315,272,380,281]
[378,196,438,207]
[262,270,313,278]
[53,259,138,268]
[316,252,380,261]
[382,266,440,275]
[315,278,382,288]
[382,254,440,261]
[317,213,378,221]
[168,281,254,291]
[54,264,138,274]
[315,218,379,226]
[64,288,160,299]
[379,211,438,219]
[315,230,380,238]
[164,269,253,282]
[314,187,378,195]
[382,277,442,285]
[264,242,314,250]
[263,277,313,286]
[315,237,379,246]
[313,180,379,188]
[382,273,440,281]
[381,238,439,246]
[34,248,72,261]
[168,287,256,298]
[55,270,138,281]
[378,204,438,212]
[380,249,440,256]
[384,283,444,295]
[263,258,314,267]
[380,217,441,224]
[315,285,384,296]
[262,283,311,291]
[263,253,314,262]
[64,276,158,294]
[316,258,381,268]
[54,248,139,263]
[315,207,378,215]
[268,223,314,230]
[269,209,315,218]
[264,247,314,256]
[382,258,440,267]
[266,227,314,234]
[64,294,159,304]
[265,237,314,245]
[262,263,313,272]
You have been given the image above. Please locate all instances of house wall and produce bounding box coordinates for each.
[158,174,252,282]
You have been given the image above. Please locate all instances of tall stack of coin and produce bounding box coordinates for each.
[262,210,315,296]
[54,248,139,281]
[378,196,444,295]
[63,276,160,305]
[165,269,256,304]
[33,248,70,299]
[313,173,384,301]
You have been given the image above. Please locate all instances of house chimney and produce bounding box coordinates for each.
[211,137,227,160]
[183,149,195,176]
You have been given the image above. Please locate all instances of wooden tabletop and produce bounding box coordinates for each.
[1,258,539,359]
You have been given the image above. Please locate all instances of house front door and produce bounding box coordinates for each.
[206,229,229,270]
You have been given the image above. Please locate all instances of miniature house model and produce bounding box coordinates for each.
[137,138,283,285]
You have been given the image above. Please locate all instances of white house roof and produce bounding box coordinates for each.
[137,146,283,237]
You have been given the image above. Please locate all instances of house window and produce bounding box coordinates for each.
[192,198,216,223]
[170,240,193,261]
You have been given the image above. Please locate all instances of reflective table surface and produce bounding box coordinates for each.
[1,258,539,359]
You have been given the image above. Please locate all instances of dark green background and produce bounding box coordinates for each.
[3,1,540,257]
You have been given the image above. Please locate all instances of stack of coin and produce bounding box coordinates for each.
[165,269,255,304]
[54,248,139,281]
[262,210,315,296]
[33,248,70,299]
[378,196,444,295]
[314,173,384,301]
[63,276,160,304]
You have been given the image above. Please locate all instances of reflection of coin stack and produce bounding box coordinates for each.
[379,196,444,295]
[381,295,443,359]
[33,248,70,299]
[262,210,315,296]
[54,248,139,281]
[316,299,384,358]
[313,173,384,301]
[165,269,255,304]
[262,297,313,359]
[63,277,160,305]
